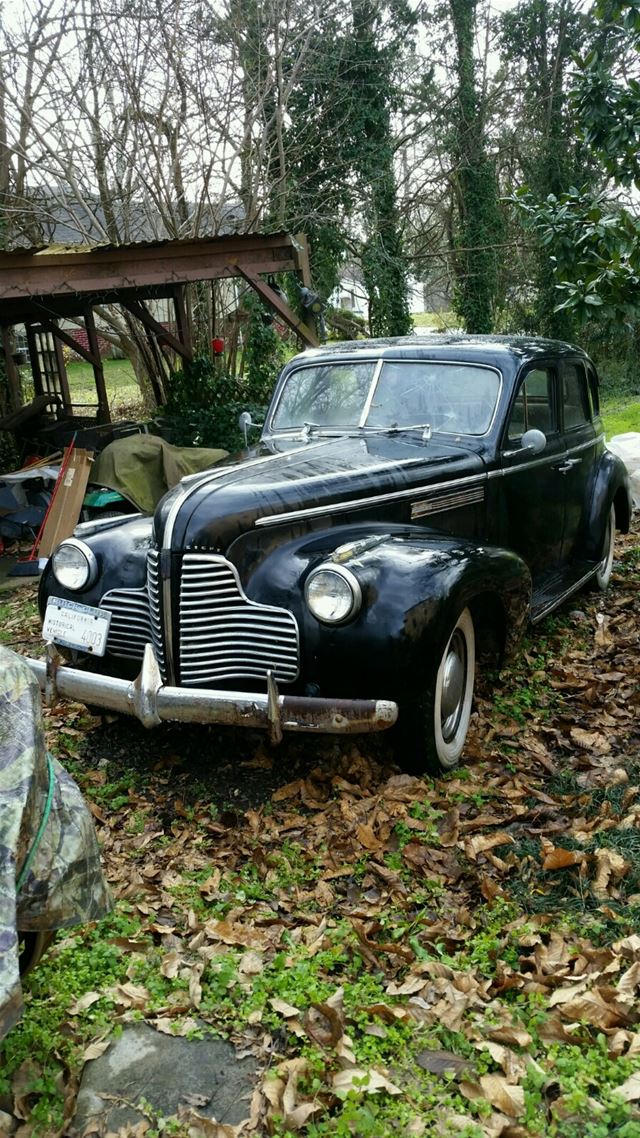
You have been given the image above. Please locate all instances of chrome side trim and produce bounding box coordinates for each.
[74,512,143,538]
[488,432,605,480]
[254,471,488,527]
[411,485,485,519]
[254,430,606,527]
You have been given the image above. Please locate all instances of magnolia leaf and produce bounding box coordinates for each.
[478,1074,525,1118]
[332,1068,402,1096]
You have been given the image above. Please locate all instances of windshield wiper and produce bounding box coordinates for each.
[358,423,433,438]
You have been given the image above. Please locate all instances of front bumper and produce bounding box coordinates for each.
[25,644,398,740]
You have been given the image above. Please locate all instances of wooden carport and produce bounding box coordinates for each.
[0,231,317,425]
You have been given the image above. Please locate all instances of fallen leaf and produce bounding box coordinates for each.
[416,1049,474,1077]
[332,1067,402,1096]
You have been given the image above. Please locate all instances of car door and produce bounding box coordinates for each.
[559,358,600,563]
[497,363,568,580]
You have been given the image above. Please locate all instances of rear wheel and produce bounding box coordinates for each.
[594,504,616,591]
[396,608,476,776]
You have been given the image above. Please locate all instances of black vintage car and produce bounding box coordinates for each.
[28,336,632,774]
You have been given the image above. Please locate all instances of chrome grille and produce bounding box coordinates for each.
[100,587,153,660]
[146,549,166,675]
[178,553,299,685]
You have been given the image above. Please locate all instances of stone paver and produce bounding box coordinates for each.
[70,1023,258,1135]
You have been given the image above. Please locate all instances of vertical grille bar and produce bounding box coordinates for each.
[178,553,299,685]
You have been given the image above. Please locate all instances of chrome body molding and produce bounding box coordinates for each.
[255,471,488,528]
[411,485,485,519]
[25,644,398,737]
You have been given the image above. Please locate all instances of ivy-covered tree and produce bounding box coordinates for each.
[499,0,596,337]
[351,0,413,337]
[282,0,413,335]
[510,0,640,331]
[448,0,503,334]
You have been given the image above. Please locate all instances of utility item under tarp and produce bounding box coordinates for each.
[90,435,229,515]
[0,648,112,1041]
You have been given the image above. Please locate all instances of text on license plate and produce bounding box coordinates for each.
[42,598,112,656]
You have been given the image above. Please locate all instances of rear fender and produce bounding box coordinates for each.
[582,451,632,561]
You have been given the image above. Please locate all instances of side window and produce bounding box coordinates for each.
[507,368,555,441]
[563,363,590,429]
[587,365,600,417]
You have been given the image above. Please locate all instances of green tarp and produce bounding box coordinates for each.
[90,435,229,515]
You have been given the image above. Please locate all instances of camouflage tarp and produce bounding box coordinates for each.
[0,647,111,1041]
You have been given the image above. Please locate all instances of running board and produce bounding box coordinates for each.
[531,561,598,623]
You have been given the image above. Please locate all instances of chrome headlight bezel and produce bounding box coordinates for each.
[51,538,98,592]
[304,564,362,625]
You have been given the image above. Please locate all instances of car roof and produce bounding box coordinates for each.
[292,333,589,364]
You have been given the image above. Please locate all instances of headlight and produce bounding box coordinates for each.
[305,565,362,624]
[51,539,97,591]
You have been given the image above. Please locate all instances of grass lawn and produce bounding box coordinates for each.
[66,358,142,417]
[600,395,640,439]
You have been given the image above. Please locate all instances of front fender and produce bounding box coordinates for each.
[38,516,154,616]
[238,525,531,701]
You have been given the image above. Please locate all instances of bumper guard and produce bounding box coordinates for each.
[25,644,398,742]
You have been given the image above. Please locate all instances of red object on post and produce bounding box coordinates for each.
[211,337,225,355]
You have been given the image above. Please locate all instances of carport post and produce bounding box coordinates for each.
[0,325,23,412]
[84,308,110,423]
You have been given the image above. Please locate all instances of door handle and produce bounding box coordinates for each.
[556,458,582,474]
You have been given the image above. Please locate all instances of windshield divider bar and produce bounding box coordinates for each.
[358,359,384,428]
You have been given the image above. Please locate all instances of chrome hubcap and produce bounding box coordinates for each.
[440,630,467,741]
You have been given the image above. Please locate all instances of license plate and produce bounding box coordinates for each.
[43,597,112,656]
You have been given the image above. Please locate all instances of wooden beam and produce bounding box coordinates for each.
[25,324,44,400]
[38,317,100,367]
[0,326,23,413]
[292,233,312,288]
[53,333,72,415]
[172,286,193,358]
[234,266,318,348]
[84,308,110,423]
[121,298,191,360]
[0,232,303,301]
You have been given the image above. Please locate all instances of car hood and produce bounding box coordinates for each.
[154,434,487,551]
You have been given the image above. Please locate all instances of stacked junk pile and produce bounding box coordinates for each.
[0,433,228,576]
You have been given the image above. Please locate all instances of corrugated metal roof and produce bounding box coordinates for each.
[0,229,289,260]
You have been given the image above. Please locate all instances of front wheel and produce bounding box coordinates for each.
[395,608,476,776]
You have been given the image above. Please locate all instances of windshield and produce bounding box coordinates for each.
[271,360,501,436]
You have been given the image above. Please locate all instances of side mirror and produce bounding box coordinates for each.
[238,410,253,448]
[521,428,546,454]
[238,410,264,447]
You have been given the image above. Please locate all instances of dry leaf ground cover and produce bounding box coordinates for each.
[1,522,639,1138]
